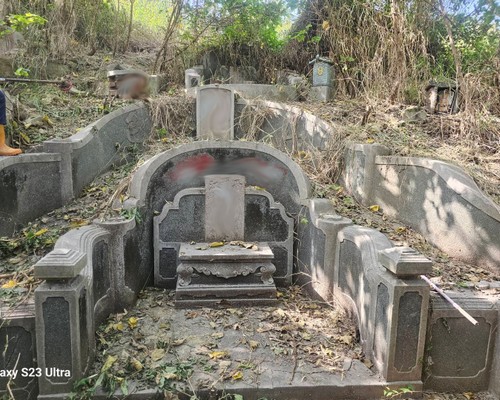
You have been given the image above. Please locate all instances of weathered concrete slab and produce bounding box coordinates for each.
[0,301,38,400]
[196,86,234,140]
[179,242,274,261]
[425,290,498,392]
[297,199,352,301]
[88,288,421,400]
[0,153,63,236]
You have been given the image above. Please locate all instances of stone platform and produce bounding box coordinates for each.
[89,287,418,400]
[175,243,278,307]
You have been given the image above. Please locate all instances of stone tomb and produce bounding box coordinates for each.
[154,174,293,306]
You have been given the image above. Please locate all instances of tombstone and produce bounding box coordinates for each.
[185,68,201,88]
[205,175,245,241]
[196,86,235,140]
[309,55,334,102]
[170,175,279,307]
[425,81,459,114]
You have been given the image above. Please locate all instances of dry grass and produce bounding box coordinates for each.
[147,92,195,138]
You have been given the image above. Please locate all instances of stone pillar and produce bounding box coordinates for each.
[34,249,91,398]
[376,247,432,382]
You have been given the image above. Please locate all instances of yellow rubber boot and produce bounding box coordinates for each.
[0,124,22,156]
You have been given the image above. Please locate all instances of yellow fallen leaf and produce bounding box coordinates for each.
[42,115,54,126]
[366,138,375,144]
[322,20,330,30]
[209,351,229,359]
[232,370,243,380]
[369,205,380,212]
[212,332,224,339]
[113,322,124,331]
[395,226,406,234]
[70,219,89,229]
[34,228,48,236]
[101,355,117,372]
[19,131,30,144]
[128,317,138,329]
[209,242,224,248]
[1,280,17,289]
[130,358,143,371]
[151,348,165,361]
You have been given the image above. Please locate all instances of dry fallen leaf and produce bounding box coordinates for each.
[209,241,224,248]
[34,228,48,236]
[1,280,17,289]
[369,205,380,212]
[231,370,243,380]
[248,340,259,349]
[101,355,117,372]
[130,358,143,371]
[151,348,166,361]
[172,338,186,346]
[128,317,138,329]
[340,334,353,345]
[209,350,229,359]
[212,332,224,339]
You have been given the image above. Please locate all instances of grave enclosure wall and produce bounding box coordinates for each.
[0,103,152,237]
[2,90,500,398]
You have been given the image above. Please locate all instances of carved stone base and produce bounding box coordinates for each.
[175,242,278,307]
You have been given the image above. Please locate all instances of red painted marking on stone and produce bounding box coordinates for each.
[168,154,216,182]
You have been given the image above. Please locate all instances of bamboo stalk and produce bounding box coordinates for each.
[420,275,478,325]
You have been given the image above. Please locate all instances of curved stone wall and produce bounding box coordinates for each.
[343,143,500,274]
[0,102,152,237]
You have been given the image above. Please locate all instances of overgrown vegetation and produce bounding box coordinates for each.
[2,0,499,115]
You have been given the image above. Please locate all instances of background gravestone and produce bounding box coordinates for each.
[196,87,234,140]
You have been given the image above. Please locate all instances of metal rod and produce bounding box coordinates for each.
[0,77,63,85]
[420,275,478,325]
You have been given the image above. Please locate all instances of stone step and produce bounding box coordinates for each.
[175,284,278,308]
